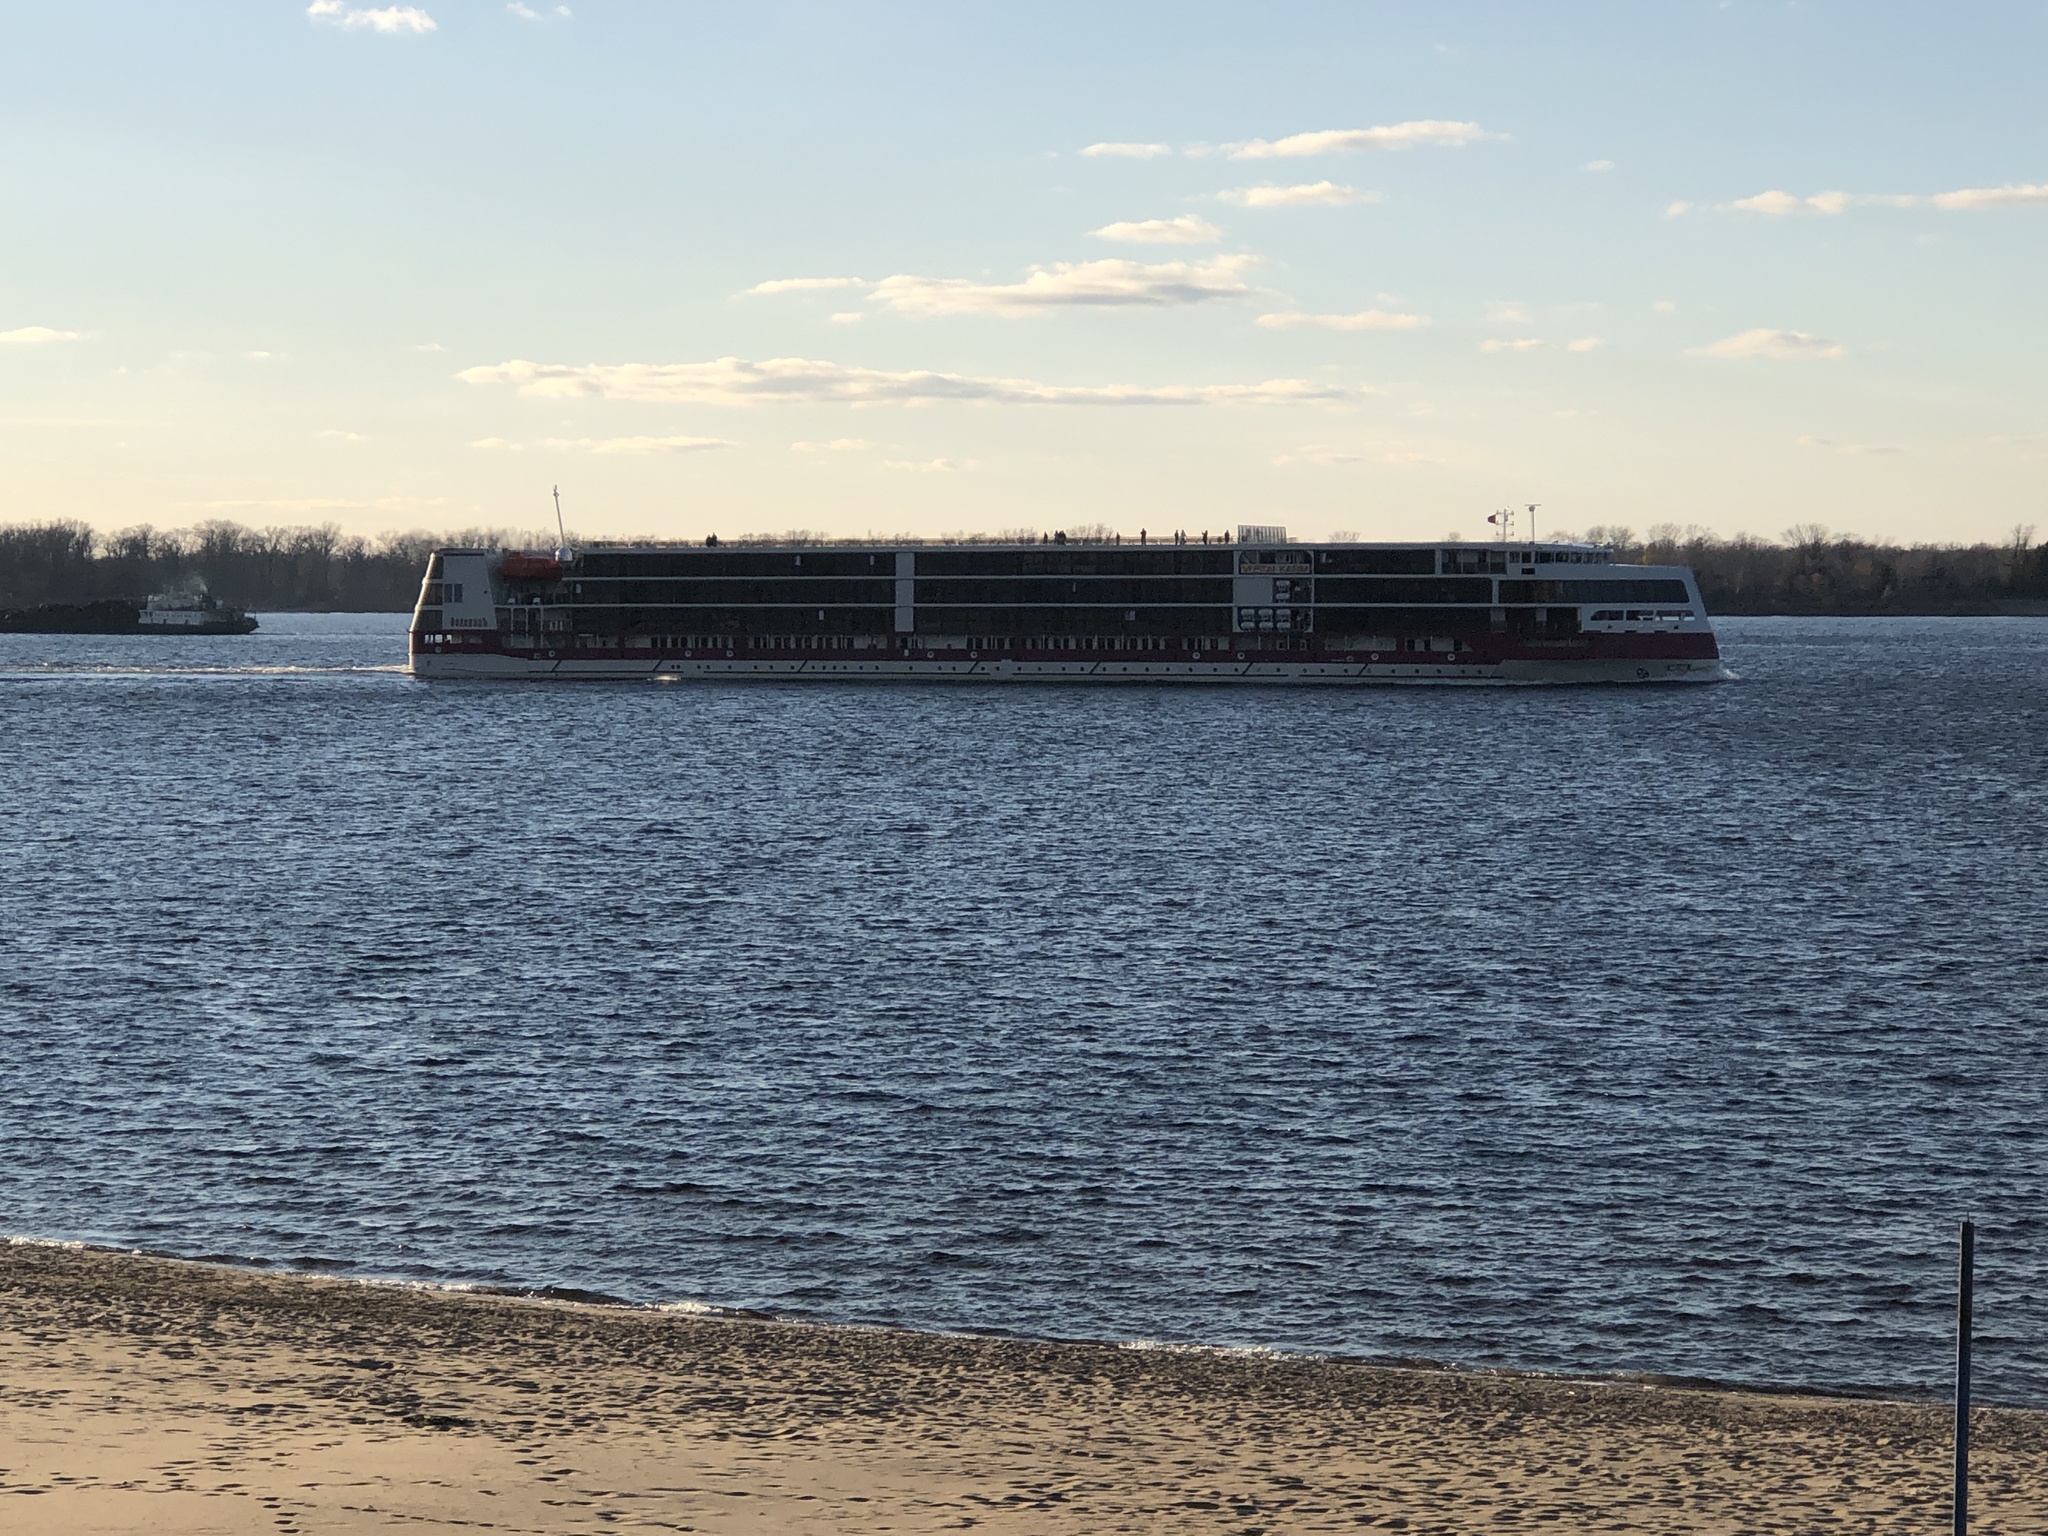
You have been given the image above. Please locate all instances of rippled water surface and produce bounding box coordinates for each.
[3,614,2044,1401]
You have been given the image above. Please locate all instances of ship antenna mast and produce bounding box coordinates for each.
[1528,503,1539,545]
[552,485,568,556]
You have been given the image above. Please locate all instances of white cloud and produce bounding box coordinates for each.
[1652,300,1678,314]
[1664,201,1693,218]
[882,458,977,472]
[244,350,283,360]
[1228,121,1491,159]
[1677,182,2048,216]
[458,356,1345,408]
[306,1,436,33]
[1931,182,2048,209]
[1566,336,1605,352]
[829,312,864,325]
[1257,309,1429,331]
[1091,215,1222,244]
[747,276,868,295]
[1797,435,1903,455]
[1274,443,1442,467]
[792,438,872,452]
[868,255,1258,316]
[541,434,735,454]
[1480,338,1547,353]
[1729,189,1850,215]
[1081,142,1172,159]
[1583,159,1616,172]
[317,428,368,442]
[1724,188,1923,215]
[507,2,571,17]
[1218,181,1375,208]
[1691,328,1846,360]
[412,342,446,352]
[470,433,732,453]
[1483,301,1530,324]
[0,326,80,345]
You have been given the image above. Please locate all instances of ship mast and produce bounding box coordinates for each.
[553,485,569,559]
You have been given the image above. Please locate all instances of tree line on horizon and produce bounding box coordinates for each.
[1575,521,2047,615]
[0,520,523,614]
[2,516,2045,615]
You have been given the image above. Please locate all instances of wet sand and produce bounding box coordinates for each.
[3,1241,2043,1533]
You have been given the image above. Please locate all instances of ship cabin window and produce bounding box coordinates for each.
[444,582,463,603]
[1590,609,1623,621]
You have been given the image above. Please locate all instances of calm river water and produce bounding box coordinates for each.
[2,614,2042,1401]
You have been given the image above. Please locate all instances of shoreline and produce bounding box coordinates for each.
[5,1240,2045,1532]
[8,1234,1970,1409]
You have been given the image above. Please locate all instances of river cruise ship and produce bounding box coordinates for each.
[409,528,1723,685]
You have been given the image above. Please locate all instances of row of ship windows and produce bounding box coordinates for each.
[559,548,1616,580]
[495,578,1692,608]
[625,634,1244,652]
[475,610,1632,640]
[574,634,1469,653]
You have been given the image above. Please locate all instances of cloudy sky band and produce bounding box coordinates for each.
[457,358,1347,408]
[11,5,2046,543]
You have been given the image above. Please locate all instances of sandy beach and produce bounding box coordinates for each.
[2,1241,2042,1534]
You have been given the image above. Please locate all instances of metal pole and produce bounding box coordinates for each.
[1954,1219,1974,1536]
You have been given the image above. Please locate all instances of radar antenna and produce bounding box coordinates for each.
[1527,503,1539,545]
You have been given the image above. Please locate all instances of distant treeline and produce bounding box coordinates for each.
[0,520,516,613]
[1569,523,2048,615]
[3,517,2047,615]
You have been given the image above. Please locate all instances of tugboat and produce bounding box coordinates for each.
[0,588,258,635]
[136,588,259,635]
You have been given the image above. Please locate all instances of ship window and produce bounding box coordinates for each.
[445,582,463,603]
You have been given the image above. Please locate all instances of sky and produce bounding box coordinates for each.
[2,1,2045,547]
